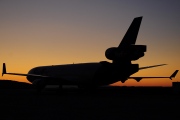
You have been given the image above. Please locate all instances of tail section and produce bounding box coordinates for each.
[118,16,143,48]
[105,16,145,64]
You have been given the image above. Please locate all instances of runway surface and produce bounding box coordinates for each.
[0,86,180,120]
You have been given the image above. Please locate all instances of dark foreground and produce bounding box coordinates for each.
[0,86,180,120]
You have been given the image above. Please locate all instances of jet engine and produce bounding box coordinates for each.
[105,45,146,61]
[32,79,46,90]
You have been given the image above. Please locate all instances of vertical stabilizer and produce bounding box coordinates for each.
[118,17,143,48]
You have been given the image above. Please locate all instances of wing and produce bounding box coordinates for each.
[2,63,66,84]
[2,63,71,82]
[2,63,50,78]
[129,70,179,82]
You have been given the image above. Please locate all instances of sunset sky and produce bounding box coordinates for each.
[0,0,180,86]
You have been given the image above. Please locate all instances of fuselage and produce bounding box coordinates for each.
[27,62,100,86]
[26,61,139,86]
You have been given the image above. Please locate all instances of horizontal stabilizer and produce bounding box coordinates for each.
[139,64,167,70]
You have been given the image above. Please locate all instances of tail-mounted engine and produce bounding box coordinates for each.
[105,45,146,61]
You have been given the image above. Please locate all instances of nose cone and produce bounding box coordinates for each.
[26,67,37,83]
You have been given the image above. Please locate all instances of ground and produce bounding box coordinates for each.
[0,86,179,120]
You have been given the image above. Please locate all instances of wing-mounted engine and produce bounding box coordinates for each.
[105,45,146,62]
[32,79,46,91]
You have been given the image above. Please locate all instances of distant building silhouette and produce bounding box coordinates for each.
[172,82,180,94]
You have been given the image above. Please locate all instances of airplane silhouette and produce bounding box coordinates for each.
[2,17,178,90]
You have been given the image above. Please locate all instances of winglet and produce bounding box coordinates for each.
[2,63,6,76]
[170,70,179,80]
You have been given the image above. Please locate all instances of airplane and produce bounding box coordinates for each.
[2,16,179,91]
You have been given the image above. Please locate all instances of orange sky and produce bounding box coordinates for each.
[0,1,180,86]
